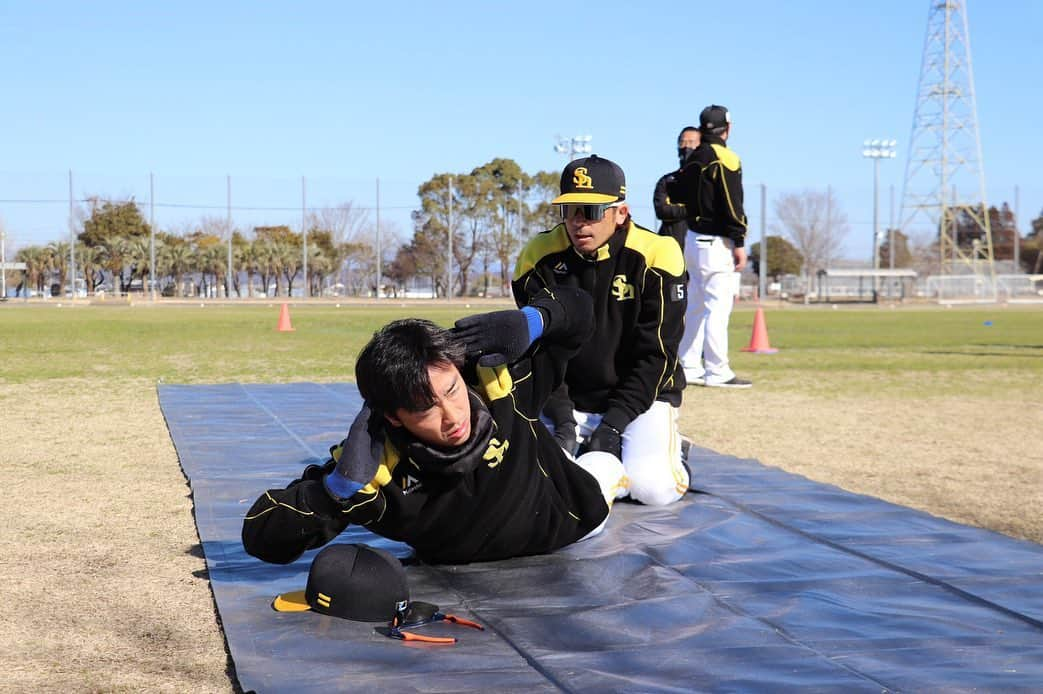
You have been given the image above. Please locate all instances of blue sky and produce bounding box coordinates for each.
[2,0,1041,262]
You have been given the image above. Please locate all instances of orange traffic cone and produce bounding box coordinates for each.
[741,306,777,353]
[276,303,295,332]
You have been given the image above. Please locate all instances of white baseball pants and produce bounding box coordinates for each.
[679,234,740,385]
[568,400,688,506]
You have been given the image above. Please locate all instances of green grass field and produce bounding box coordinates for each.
[2,301,1041,394]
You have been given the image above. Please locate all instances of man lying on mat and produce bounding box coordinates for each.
[242,287,626,565]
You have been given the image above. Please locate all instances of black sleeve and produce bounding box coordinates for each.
[719,162,748,246]
[542,383,575,427]
[653,172,688,223]
[241,459,351,565]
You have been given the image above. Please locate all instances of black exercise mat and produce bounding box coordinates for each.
[159,383,1043,693]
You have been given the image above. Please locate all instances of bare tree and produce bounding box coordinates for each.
[307,202,371,245]
[773,189,849,294]
[307,202,375,292]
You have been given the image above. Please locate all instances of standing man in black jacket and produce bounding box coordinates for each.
[242,286,625,566]
[653,126,700,252]
[513,155,690,507]
[671,104,752,388]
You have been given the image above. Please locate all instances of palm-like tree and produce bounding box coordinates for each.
[250,240,279,297]
[15,246,48,296]
[46,242,71,294]
[276,241,301,297]
[159,241,193,297]
[308,246,334,296]
[78,244,106,294]
[125,238,151,293]
[99,235,130,297]
[198,244,225,298]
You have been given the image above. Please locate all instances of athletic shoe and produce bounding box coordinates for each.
[679,435,692,464]
[679,436,693,491]
[683,369,705,387]
[706,376,752,389]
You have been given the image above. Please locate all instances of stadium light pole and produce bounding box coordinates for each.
[554,134,592,161]
[862,139,896,293]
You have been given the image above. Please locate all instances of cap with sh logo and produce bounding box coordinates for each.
[552,155,626,205]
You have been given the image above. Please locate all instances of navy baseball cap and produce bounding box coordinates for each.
[552,155,627,205]
[272,543,409,622]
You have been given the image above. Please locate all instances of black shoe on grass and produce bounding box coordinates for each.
[706,376,752,389]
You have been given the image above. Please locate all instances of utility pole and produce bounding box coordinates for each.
[68,170,76,301]
[758,183,766,301]
[1,224,6,300]
[375,177,381,298]
[227,175,233,299]
[150,172,156,301]
[447,175,454,300]
[1013,185,1020,273]
[889,184,895,271]
[301,176,308,299]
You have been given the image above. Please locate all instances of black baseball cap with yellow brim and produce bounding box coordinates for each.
[272,543,409,622]
[552,155,627,205]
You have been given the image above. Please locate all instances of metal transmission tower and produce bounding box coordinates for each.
[899,0,995,294]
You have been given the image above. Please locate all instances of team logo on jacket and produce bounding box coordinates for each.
[553,261,569,275]
[572,167,593,189]
[401,474,423,494]
[611,275,635,301]
[484,438,509,468]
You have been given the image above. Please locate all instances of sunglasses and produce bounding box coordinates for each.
[559,202,622,222]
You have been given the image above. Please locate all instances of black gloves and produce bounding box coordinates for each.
[453,309,534,367]
[552,422,578,456]
[323,406,382,501]
[578,422,622,459]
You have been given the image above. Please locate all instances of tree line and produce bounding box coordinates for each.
[6,164,1043,299]
[7,159,561,299]
[750,191,1042,283]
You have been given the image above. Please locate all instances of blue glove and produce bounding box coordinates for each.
[452,306,543,366]
[323,406,382,501]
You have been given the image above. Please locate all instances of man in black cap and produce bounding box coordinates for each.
[670,104,752,388]
[242,286,626,566]
[512,155,690,507]
[653,126,701,252]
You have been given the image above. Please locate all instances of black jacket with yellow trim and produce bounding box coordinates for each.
[241,290,608,565]
[671,134,748,247]
[511,220,686,433]
[653,171,690,251]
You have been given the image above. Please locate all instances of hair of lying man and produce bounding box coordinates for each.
[356,318,467,414]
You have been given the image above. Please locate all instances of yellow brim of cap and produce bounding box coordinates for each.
[272,590,312,612]
[551,192,620,204]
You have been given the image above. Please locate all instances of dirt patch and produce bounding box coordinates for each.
[0,379,231,693]
[678,372,1043,543]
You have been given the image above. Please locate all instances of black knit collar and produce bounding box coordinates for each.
[387,390,494,477]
